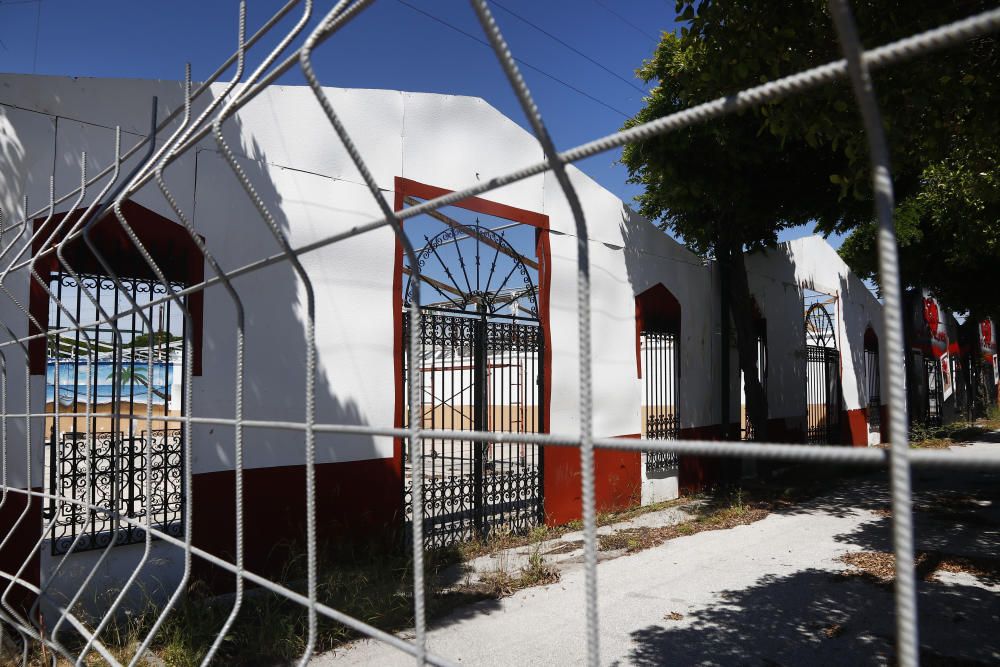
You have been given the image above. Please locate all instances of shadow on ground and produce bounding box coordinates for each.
[616,468,1000,667]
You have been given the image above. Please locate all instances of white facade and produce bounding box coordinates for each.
[0,74,884,616]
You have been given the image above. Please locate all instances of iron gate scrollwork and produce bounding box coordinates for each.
[43,272,187,556]
[402,221,544,548]
[805,302,841,444]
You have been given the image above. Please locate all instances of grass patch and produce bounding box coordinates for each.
[473,539,560,599]
[838,550,1000,586]
[905,412,1000,450]
[11,540,487,667]
[599,489,769,554]
[456,496,689,562]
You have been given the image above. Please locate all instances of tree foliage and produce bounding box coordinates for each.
[622,0,997,262]
[620,0,999,437]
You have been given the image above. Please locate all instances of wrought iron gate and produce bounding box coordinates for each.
[641,330,679,472]
[402,221,544,547]
[805,303,841,444]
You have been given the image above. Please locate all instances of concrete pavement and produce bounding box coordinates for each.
[316,441,1000,666]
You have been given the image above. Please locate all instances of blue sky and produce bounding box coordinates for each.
[0,0,842,247]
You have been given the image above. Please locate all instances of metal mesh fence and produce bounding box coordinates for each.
[0,1,997,665]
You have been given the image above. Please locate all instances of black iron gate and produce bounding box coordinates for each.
[641,330,679,472]
[865,346,881,432]
[402,220,544,547]
[805,303,841,444]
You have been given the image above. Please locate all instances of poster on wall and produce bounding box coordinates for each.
[981,318,997,357]
[921,291,949,358]
[941,352,953,400]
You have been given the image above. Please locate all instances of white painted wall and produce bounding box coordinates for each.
[0,74,882,608]
[745,237,885,434]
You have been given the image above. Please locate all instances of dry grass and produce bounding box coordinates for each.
[599,491,770,554]
[822,623,845,639]
[838,550,1000,586]
[457,496,689,562]
[474,542,560,599]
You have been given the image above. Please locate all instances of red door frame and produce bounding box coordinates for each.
[390,176,552,481]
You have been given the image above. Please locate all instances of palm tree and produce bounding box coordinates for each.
[105,366,168,400]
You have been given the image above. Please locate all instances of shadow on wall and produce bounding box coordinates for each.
[839,272,882,446]
[0,83,396,613]
[186,97,396,589]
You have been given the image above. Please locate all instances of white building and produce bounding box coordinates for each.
[0,74,885,616]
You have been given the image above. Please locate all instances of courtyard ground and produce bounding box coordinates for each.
[318,439,1000,666]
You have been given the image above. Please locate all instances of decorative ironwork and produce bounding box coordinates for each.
[641,330,679,472]
[805,302,837,348]
[404,224,538,317]
[402,214,544,548]
[403,311,544,548]
[43,272,187,556]
[806,346,841,444]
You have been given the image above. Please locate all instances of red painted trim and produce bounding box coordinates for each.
[393,177,549,229]
[192,458,400,591]
[634,283,682,379]
[842,408,869,447]
[390,176,553,509]
[28,201,205,375]
[0,487,42,615]
[545,435,642,525]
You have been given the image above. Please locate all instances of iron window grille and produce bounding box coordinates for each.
[641,330,679,472]
[43,272,187,556]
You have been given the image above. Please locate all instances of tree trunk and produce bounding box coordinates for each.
[720,244,769,442]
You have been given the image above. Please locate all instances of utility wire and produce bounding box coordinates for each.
[395,0,631,118]
[490,0,647,94]
[593,0,659,44]
[31,0,40,72]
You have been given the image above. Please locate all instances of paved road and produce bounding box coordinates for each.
[318,441,1000,666]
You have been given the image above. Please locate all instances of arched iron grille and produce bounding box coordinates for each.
[402,215,544,547]
[43,272,187,556]
[805,302,841,444]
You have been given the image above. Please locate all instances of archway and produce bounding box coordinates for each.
[635,284,681,476]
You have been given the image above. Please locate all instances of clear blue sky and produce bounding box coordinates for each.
[0,0,842,247]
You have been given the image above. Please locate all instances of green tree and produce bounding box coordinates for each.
[621,0,999,439]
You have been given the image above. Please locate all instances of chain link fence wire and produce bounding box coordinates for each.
[0,1,997,665]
